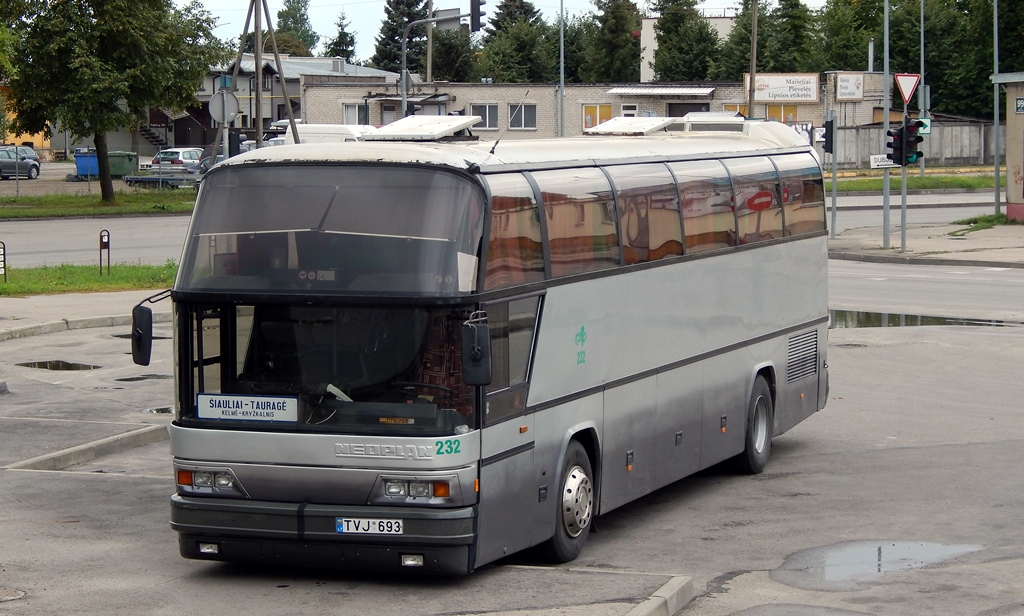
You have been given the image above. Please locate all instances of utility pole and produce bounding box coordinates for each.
[746,0,758,118]
[211,0,301,157]
[993,0,1001,215]
[882,0,891,250]
[918,0,926,177]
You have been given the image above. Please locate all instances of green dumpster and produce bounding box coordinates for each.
[107,151,139,178]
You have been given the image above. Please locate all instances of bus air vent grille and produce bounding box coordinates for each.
[786,330,818,383]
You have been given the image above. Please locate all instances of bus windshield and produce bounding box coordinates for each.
[178,164,485,297]
[180,302,476,436]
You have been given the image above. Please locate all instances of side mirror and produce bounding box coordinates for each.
[461,317,492,387]
[131,305,154,366]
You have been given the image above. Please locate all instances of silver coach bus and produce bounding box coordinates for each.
[132,116,829,574]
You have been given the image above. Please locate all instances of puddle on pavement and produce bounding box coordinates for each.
[771,541,983,591]
[729,605,871,616]
[116,374,173,382]
[143,406,174,414]
[830,310,1021,329]
[16,360,101,371]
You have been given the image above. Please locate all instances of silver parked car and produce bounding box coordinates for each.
[150,148,203,174]
[0,147,40,180]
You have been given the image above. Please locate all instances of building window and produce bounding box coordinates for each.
[621,103,638,118]
[381,104,397,125]
[723,103,748,117]
[343,103,367,124]
[218,75,232,90]
[766,104,799,123]
[472,104,499,129]
[262,72,273,91]
[509,103,536,129]
[583,104,612,129]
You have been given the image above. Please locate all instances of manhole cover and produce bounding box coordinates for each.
[16,360,101,371]
[116,374,173,382]
[0,587,27,602]
[112,333,171,340]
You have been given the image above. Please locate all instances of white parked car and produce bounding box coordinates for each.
[150,148,203,174]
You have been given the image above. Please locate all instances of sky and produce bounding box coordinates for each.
[177,0,825,68]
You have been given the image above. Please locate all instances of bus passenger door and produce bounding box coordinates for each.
[476,388,536,566]
[474,297,544,568]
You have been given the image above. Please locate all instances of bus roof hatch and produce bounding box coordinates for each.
[364,115,483,141]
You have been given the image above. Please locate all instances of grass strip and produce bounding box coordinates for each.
[0,191,195,219]
[0,261,177,297]
[834,175,1003,192]
[949,214,1024,236]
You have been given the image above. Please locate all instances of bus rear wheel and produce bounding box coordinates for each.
[735,375,773,474]
[544,440,594,563]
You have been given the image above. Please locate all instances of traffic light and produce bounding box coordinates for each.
[903,117,925,165]
[885,124,904,165]
[822,119,835,154]
[470,0,486,31]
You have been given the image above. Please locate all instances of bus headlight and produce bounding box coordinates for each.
[374,476,461,505]
[176,467,245,498]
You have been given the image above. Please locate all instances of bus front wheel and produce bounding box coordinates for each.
[735,375,774,474]
[544,440,594,563]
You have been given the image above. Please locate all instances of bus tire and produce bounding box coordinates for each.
[735,375,773,474]
[544,440,594,563]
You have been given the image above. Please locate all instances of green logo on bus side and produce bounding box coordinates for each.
[575,325,587,365]
[435,439,461,455]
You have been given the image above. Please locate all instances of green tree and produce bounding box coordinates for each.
[585,0,640,82]
[713,0,769,81]
[323,11,357,60]
[651,0,719,81]
[370,0,428,74]
[431,27,477,82]
[276,0,319,53]
[241,30,311,56]
[560,15,598,83]
[763,0,818,74]
[816,0,885,73]
[0,26,16,141]
[483,0,543,43]
[475,19,554,83]
[6,0,225,203]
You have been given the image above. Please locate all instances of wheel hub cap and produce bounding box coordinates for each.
[560,465,593,537]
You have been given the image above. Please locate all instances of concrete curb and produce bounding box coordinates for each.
[625,576,695,616]
[828,251,1024,269]
[0,311,172,342]
[4,423,169,471]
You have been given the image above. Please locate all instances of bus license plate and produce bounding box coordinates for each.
[336,518,404,534]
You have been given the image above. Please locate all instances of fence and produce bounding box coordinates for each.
[827,122,1005,170]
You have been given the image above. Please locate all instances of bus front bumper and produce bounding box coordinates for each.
[170,494,477,575]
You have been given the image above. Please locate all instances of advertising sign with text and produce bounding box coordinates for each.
[746,73,820,103]
[836,73,864,101]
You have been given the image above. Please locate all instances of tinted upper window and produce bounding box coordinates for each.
[669,160,736,253]
[604,163,682,264]
[772,153,826,236]
[723,157,784,244]
[178,165,485,297]
[530,167,620,277]
[484,173,545,290]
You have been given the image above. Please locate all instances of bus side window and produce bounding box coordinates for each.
[484,173,545,290]
[723,157,784,245]
[530,168,620,277]
[485,296,541,425]
[670,160,736,253]
[604,163,682,265]
[771,153,826,236]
